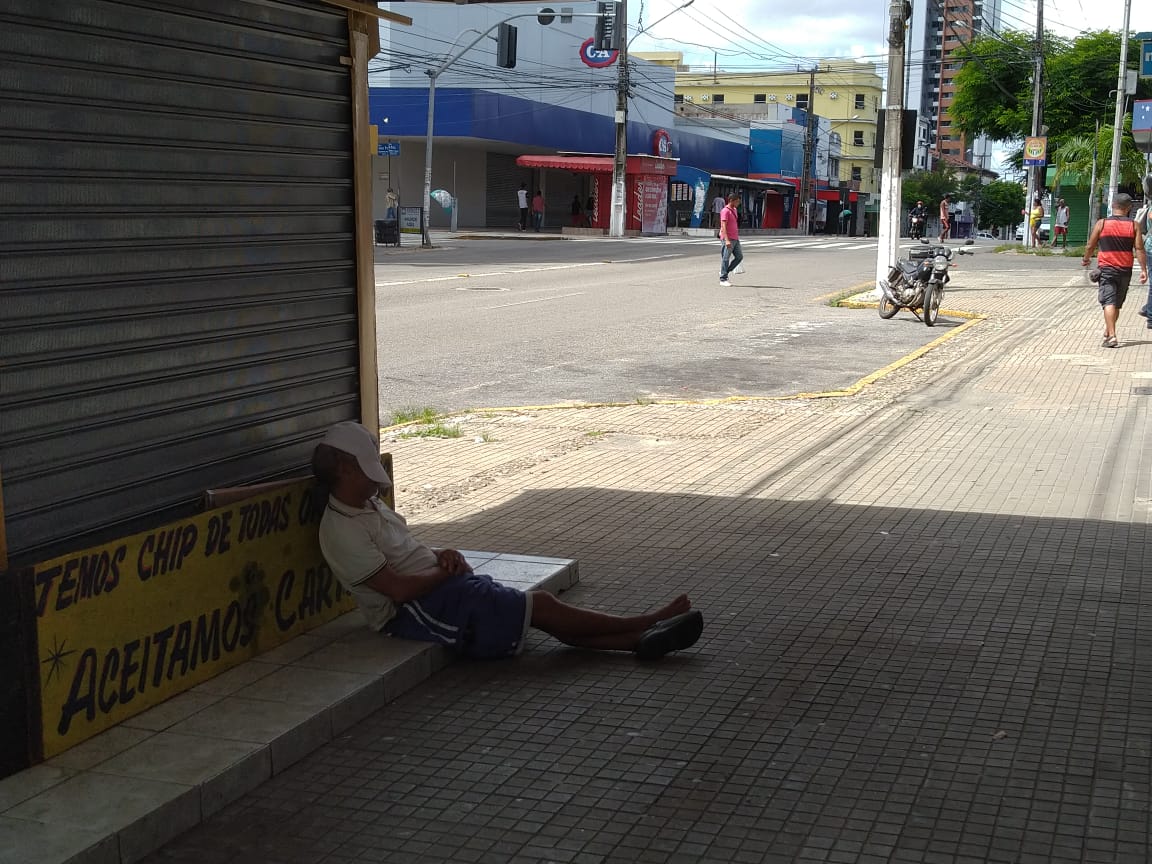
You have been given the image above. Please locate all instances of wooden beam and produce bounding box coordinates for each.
[320,0,411,26]
[348,23,381,436]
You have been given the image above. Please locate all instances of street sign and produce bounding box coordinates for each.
[1142,41,1152,78]
[579,37,617,68]
[1023,136,1047,167]
[1133,100,1152,152]
[378,141,400,157]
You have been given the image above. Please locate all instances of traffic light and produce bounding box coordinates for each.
[594,2,621,52]
[496,23,517,69]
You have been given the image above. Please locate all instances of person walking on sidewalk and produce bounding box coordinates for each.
[938,195,951,243]
[1029,197,1044,247]
[531,190,545,232]
[1082,192,1147,348]
[718,194,744,287]
[516,183,529,231]
[711,193,725,230]
[312,422,704,660]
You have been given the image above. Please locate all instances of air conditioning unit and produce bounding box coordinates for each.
[767,94,777,102]
[700,94,710,102]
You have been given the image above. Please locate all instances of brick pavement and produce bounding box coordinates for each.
[146,261,1152,863]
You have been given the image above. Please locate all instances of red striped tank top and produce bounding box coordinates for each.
[1098,216,1136,270]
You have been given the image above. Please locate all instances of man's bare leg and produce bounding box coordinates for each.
[529,592,690,650]
[1104,304,1119,339]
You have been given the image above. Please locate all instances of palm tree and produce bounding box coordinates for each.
[1053,118,1147,225]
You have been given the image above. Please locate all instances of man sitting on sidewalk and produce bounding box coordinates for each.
[312,422,704,660]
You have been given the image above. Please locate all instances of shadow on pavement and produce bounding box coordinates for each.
[147,487,1152,863]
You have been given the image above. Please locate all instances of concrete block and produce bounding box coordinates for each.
[329,679,388,736]
[236,665,378,710]
[119,691,221,733]
[46,726,154,772]
[0,764,75,812]
[190,658,280,697]
[5,773,197,864]
[0,816,117,864]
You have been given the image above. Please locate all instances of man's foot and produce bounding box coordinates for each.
[649,594,691,622]
[734,264,746,275]
[635,610,704,660]
[1138,306,1149,320]
[1106,336,1119,348]
[719,279,732,287]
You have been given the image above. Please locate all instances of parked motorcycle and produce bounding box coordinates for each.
[879,244,972,326]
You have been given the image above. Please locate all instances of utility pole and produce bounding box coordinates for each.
[608,0,629,237]
[1023,0,1043,247]
[798,67,817,234]
[875,0,908,295]
[1106,0,1133,206]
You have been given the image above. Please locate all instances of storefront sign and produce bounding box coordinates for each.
[579,37,618,68]
[31,480,354,757]
[399,206,423,234]
[638,177,668,234]
[652,129,672,158]
[1023,136,1047,167]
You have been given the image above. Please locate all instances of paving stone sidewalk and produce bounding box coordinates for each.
[147,262,1152,864]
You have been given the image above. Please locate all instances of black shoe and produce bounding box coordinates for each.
[635,610,704,660]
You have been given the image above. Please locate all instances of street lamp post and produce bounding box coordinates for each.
[608,0,695,238]
[421,11,608,248]
[1106,0,1134,205]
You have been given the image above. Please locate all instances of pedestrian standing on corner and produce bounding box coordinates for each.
[531,190,544,232]
[939,194,951,243]
[1029,197,1044,247]
[1052,198,1070,248]
[1082,192,1147,349]
[571,195,583,228]
[712,192,726,231]
[517,183,529,232]
[585,194,596,227]
[718,194,744,287]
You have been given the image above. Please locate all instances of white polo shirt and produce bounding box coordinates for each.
[318,495,440,631]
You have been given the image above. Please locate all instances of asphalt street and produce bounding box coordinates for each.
[373,235,1011,419]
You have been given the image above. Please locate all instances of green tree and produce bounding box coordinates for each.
[952,30,1151,143]
[975,181,1026,230]
[902,163,958,212]
[1052,118,1147,224]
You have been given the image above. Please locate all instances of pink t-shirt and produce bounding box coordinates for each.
[720,204,739,241]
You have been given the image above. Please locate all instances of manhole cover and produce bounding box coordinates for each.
[1134,387,1152,395]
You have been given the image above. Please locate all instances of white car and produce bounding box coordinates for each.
[976,231,995,239]
[1015,220,1051,242]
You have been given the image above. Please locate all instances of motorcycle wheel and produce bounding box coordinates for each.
[922,283,939,326]
[878,293,899,319]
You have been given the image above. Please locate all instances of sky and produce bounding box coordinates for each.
[626,0,1152,177]
[627,0,1152,71]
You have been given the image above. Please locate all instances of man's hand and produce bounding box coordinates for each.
[436,548,471,577]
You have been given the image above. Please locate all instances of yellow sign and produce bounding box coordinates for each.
[1023,136,1047,165]
[33,480,354,757]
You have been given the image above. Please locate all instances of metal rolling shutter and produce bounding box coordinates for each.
[486,153,527,229]
[0,0,361,565]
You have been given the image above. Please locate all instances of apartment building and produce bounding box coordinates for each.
[907,0,1002,169]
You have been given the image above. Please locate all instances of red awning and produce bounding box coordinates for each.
[816,190,840,201]
[516,155,614,173]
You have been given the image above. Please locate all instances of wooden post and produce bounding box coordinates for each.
[348,12,381,435]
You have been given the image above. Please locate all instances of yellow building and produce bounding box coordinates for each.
[634,53,883,197]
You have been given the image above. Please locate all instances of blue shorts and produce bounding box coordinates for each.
[384,573,532,659]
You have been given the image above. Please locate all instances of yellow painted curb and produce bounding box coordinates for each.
[837,300,985,321]
[813,280,874,306]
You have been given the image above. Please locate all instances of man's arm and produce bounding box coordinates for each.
[359,559,454,604]
[1136,221,1148,283]
[1082,219,1105,264]
[719,212,730,246]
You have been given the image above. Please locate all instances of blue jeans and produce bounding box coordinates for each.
[532,211,543,231]
[720,239,743,279]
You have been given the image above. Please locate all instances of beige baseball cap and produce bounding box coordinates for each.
[319,421,392,487]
